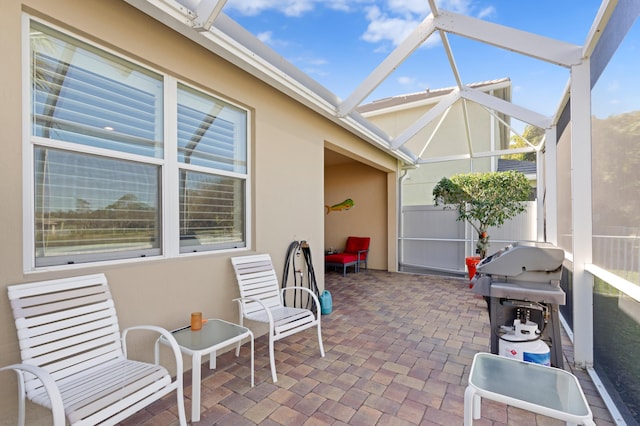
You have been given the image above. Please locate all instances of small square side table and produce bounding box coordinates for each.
[464,352,594,425]
[157,318,253,422]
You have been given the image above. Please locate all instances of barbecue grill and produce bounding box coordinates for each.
[471,242,566,367]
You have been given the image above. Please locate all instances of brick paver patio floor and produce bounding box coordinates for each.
[120,269,615,425]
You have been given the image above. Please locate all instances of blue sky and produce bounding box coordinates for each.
[221,0,605,119]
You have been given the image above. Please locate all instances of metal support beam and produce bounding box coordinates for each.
[489,89,497,171]
[416,146,535,165]
[130,0,196,25]
[435,10,583,67]
[337,14,437,117]
[417,153,470,164]
[461,87,552,129]
[192,0,228,31]
[391,89,460,150]
[479,104,540,152]
[417,106,452,158]
[461,98,474,156]
[440,31,463,88]
[543,126,558,245]
[570,60,594,368]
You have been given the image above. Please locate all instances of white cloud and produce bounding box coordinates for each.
[397,76,431,92]
[359,0,487,49]
[225,0,372,17]
[438,0,473,14]
[225,0,313,17]
[477,6,496,19]
[256,31,274,44]
[290,55,329,74]
[386,0,430,15]
[304,66,330,77]
[385,0,474,15]
[361,5,422,46]
[306,57,329,66]
[225,0,496,58]
[256,30,293,49]
[397,76,416,85]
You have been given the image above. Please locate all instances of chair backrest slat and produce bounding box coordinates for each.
[17,304,117,343]
[7,273,125,394]
[22,322,121,362]
[14,298,115,332]
[231,254,283,314]
[8,274,111,299]
[12,291,112,320]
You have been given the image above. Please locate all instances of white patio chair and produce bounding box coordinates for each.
[6,273,187,426]
[231,254,325,382]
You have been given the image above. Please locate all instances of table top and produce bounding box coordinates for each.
[169,318,250,352]
[469,353,590,416]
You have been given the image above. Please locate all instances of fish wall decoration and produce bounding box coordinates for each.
[325,198,354,214]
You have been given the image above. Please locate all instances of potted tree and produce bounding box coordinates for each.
[432,171,531,278]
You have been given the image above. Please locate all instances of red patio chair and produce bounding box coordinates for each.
[325,236,370,275]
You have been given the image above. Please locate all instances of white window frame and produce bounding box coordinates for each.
[22,14,251,272]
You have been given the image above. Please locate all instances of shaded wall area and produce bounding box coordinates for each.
[324,158,389,271]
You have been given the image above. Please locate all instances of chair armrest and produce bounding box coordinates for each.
[356,249,368,259]
[281,286,322,313]
[0,363,65,426]
[233,297,275,326]
[122,325,184,378]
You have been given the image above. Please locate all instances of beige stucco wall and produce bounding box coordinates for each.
[0,1,400,422]
[323,140,400,273]
[324,161,389,271]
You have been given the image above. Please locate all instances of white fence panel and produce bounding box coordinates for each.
[400,202,537,273]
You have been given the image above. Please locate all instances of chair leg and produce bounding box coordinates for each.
[317,323,325,357]
[17,373,26,426]
[176,380,187,426]
[236,313,244,356]
[269,334,278,383]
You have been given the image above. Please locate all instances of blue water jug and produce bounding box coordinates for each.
[319,290,332,315]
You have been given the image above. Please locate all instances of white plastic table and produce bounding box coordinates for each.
[157,319,253,422]
[464,352,594,425]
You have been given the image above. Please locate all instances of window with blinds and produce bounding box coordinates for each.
[177,84,247,251]
[178,83,246,173]
[28,20,248,268]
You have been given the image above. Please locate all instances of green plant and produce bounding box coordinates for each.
[432,171,531,258]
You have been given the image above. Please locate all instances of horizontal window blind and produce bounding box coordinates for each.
[32,22,163,158]
[34,147,161,266]
[178,104,236,170]
[177,84,246,173]
[179,170,245,251]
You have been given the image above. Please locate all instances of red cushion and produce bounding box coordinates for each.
[325,253,358,264]
[344,237,370,256]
